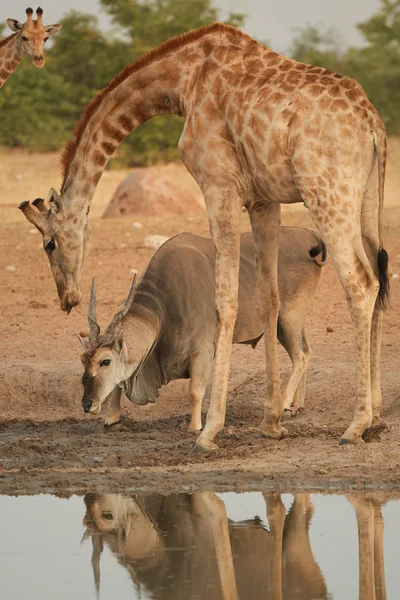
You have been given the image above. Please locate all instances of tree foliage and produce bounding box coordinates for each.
[0,1,245,165]
[0,0,400,163]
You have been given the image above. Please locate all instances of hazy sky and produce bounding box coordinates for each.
[4,0,382,53]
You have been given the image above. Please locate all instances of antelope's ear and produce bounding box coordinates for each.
[7,19,23,32]
[46,187,62,213]
[45,24,62,37]
[114,333,128,360]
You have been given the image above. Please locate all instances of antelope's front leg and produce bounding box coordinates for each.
[248,202,286,439]
[104,387,122,427]
[192,188,241,452]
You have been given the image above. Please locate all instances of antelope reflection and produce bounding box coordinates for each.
[82,491,327,599]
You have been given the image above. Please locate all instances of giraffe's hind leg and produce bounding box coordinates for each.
[306,207,379,443]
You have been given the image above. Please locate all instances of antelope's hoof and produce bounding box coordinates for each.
[188,441,219,455]
[104,419,122,430]
[259,425,288,440]
[362,421,388,443]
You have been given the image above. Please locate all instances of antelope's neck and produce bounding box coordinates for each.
[0,35,23,88]
[61,51,191,210]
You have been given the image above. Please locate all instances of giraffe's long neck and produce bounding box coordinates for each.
[0,34,23,88]
[61,51,190,210]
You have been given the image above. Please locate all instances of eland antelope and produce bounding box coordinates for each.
[78,227,326,431]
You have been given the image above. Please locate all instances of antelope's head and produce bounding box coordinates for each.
[7,7,62,68]
[78,278,138,415]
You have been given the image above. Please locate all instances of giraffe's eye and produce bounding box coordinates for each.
[45,238,56,253]
[102,512,113,520]
[21,35,28,42]
[100,359,111,367]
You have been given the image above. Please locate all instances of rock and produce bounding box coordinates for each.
[103,169,202,218]
[326,326,334,333]
[144,235,169,249]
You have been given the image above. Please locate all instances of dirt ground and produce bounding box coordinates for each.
[0,147,400,496]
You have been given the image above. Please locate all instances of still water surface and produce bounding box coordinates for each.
[1,491,399,599]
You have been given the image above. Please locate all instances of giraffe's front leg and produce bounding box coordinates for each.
[191,187,241,453]
[104,387,122,428]
[248,201,287,439]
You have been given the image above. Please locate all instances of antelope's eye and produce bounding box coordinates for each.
[102,512,113,520]
[100,359,111,367]
[45,238,55,253]
[21,35,28,41]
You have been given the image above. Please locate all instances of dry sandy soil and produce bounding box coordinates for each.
[0,146,400,496]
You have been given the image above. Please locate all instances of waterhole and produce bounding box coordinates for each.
[1,491,398,599]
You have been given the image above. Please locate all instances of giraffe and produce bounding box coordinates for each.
[19,23,390,450]
[0,7,62,88]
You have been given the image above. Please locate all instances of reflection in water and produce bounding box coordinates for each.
[82,491,388,600]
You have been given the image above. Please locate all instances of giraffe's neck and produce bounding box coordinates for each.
[0,34,23,88]
[61,51,191,212]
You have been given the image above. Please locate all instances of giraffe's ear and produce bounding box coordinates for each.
[7,19,23,32]
[45,24,62,37]
[46,188,62,214]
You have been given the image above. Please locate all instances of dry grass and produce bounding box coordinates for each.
[1,137,400,225]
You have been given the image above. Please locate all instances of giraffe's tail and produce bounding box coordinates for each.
[374,126,390,310]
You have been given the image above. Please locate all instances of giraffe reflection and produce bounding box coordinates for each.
[82,492,328,599]
[347,494,387,600]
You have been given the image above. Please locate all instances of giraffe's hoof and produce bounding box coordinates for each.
[259,425,288,440]
[188,441,219,455]
[362,421,388,443]
[339,437,361,446]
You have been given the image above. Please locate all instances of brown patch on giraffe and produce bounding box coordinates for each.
[101,141,118,155]
[118,115,134,132]
[334,73,343,79]
[308,84,325,97]
[92,171,103,185]
[278,60,292,72]
[245,58,264,74]
[239,73,258,88]
[294,63,307,71]
[91,151,107,167]
[257,67,278,86]
[320,76,333,85]
[305,74,319,84]
[308,66,323,74]
[286,70,303,85]
[346,89,359,102]
[329,85,341,98]
[331,99,349,112]
[266,53,281,66]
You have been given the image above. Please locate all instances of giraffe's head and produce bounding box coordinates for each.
[6,7,62,69]
[19,188,92,313]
